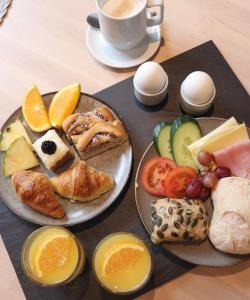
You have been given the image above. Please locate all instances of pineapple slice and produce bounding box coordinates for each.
[3,137,39,176]
[0,120,32,151]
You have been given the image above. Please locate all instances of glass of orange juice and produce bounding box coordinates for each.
[21,226,85,286]
[93,232,152,295]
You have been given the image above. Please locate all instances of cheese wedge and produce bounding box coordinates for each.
[189,117,237,150]
[203,124,249,150]
[188,118,249,168]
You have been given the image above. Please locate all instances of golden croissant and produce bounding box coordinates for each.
[50,161,114,202]
[12,171,65,218]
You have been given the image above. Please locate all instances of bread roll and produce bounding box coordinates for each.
[209,177,250,254]
[151,198,209,244]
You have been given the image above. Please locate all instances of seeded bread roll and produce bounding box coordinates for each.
[151,198,209,244]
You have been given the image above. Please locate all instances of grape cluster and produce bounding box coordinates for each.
[185,151,231,201]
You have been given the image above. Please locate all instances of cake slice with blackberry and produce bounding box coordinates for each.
[33,130,74,172]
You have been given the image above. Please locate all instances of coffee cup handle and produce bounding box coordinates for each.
[146,0,164,27]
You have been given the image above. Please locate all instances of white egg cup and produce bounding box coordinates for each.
[179,85,216,115]
[133,75,168,106]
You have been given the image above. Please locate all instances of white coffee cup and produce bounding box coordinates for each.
[95,0,164,50]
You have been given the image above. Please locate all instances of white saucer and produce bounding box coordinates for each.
[86,25,161,68]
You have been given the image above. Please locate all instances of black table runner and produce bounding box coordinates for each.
[0,41,249,300]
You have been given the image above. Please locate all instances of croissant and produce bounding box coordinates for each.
[50,161,114,202]
[12,171,65,218]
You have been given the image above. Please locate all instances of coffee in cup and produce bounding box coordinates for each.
[102,0,143,19]
[96,0,164,50]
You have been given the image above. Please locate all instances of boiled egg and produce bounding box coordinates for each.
[181,71,215,105]
[134,62,167,95]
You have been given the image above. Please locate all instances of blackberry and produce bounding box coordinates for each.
[41,140,57,155]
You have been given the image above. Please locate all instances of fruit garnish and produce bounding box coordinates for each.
[34,234,70,278]
[0,120,32,151]
[197,150,213,167]
[41,140,57,155]
[22,85,51,132]
[185,178,204,198]
[3,137,39,176]
[102,244,144,277]
[199,187,211,201]
[203,171,218,188]
[49,83,80,129]
[214,166,231,179]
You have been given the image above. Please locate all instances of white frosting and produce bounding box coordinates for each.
[33,130,70,169]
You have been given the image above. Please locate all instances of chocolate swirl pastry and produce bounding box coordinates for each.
[151,198,209,244]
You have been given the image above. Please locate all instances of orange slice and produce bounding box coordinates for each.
[48,83,81,128]
[102,244,144,276]
[22,85,51,132]
[34,234,70,278]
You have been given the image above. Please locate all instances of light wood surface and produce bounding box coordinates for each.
[0,0,249,299]
[0,236,25,300]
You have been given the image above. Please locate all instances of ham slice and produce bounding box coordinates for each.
[213,140,250,179]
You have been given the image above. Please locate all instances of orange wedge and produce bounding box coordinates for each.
[34,234,70,278]
[22,85,51,132]
[102,244,144,276]
[49,83,81,129]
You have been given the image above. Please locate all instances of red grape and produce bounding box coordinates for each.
[197,150,213,166]
[215,166,231,179]
[200,187,211,201]
[186,179,204,198]
[203,172,218,188]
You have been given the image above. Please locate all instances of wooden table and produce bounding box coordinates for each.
[0,1,249,299]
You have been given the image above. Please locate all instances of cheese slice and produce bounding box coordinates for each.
[189,117,237,150]
[188,118,249,168]
[203,124,249,151]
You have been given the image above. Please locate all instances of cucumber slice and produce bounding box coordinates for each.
[153,121,173,159]
[170,115,202,169]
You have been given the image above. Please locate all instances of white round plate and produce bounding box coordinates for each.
[135,117,250,267]
[86,25,161,68]
[0,93,132,226]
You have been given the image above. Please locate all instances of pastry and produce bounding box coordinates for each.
[62,106,128,160]
[151,198,209,244]
[62,106,115,142]
[33,129,74,172]
[209,177,250,254]
[12,171,65,218]
[50,161,114,202]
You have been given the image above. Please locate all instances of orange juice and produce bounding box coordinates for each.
[21,226,85,286]
[93,232,152,294]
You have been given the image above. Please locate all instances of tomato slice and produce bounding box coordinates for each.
[164,166,197,198]
[141,157,177,196]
